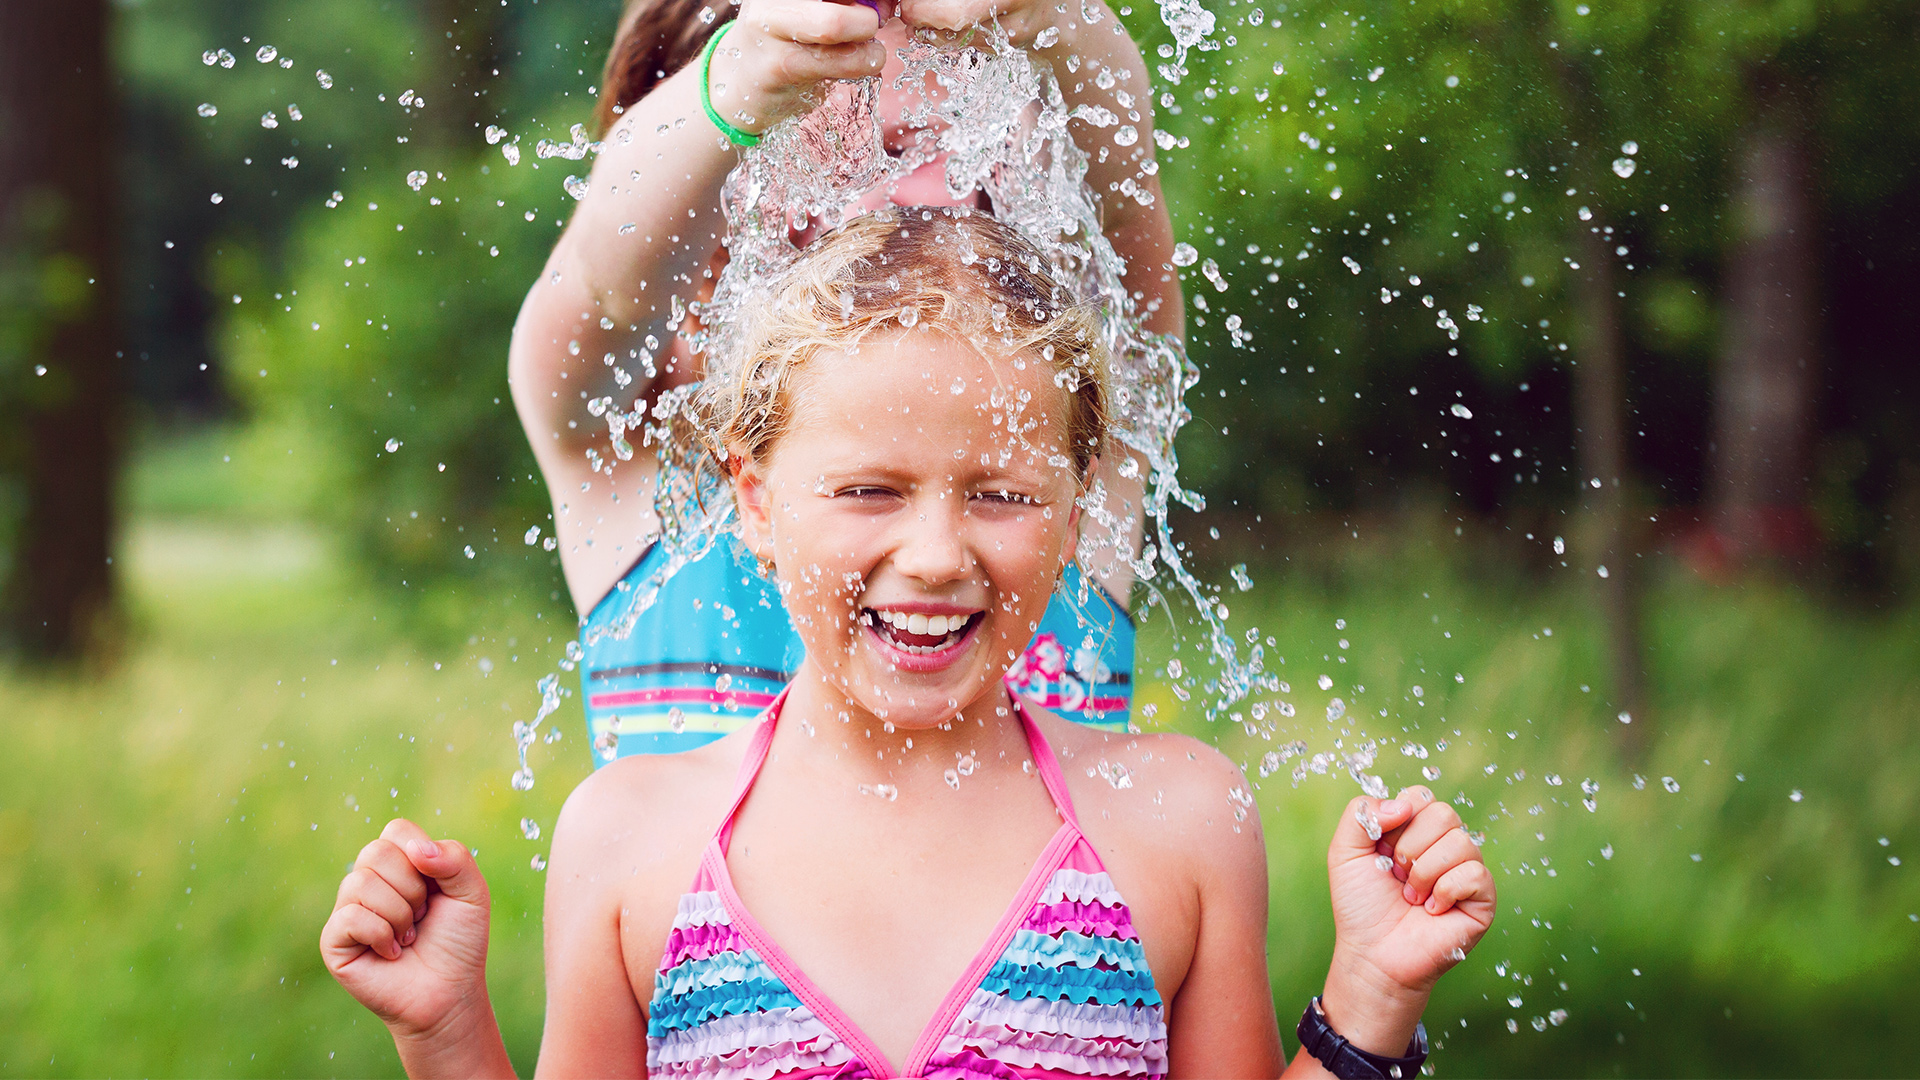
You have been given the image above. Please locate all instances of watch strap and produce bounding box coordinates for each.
[1296,996,1429,1080]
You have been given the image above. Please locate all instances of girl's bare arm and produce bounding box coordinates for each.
[509,0,890,615]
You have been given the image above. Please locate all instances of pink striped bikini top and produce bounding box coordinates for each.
[645,691,1168,1079]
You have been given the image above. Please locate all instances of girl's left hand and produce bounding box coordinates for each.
[1327,786,1495,996]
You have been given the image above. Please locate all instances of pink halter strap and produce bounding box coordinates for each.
[715,688,1081,851]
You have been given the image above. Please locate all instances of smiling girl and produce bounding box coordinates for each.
[322,209,1495,1077]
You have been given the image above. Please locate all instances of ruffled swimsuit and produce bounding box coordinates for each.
[646,693,1168,1079]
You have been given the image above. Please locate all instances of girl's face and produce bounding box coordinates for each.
[735,330,1083,730]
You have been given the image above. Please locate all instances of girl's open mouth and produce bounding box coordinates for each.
[861,607,983,663]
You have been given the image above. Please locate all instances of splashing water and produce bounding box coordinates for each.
[520,22,1398,798]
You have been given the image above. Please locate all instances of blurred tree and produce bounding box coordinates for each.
[1705,67,1820,569]
[0,0,123,658]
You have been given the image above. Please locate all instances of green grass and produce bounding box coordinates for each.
[0,517,584,1076]
[2,502,1916,1075]
[1141,530,1920,1076]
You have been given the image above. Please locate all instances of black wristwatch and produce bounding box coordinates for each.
[1296,996,1429,1079]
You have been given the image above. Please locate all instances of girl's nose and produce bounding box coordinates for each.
[889,496,971,585]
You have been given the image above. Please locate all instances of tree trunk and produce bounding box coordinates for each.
[1707,72,1820,566]
[424,0,508,149]
[1553,52,1651,758]
[1571,213,1649,758]
[0,0,122,659]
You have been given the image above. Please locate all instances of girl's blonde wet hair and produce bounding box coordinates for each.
[694,206,1111,484]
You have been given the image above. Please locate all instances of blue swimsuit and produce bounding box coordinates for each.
[579,537,1134,761]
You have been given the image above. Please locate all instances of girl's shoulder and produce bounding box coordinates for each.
[547,730,754,926]
[1034,709,1267,885]
[555,729,750,859]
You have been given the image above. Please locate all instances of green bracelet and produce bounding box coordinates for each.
[699,22,762,148]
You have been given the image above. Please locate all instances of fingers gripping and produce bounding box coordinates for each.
[1387,791,1461,876]
[1402,828,1480,909]
[352,837,430,919]
[1426,859,1495,919]
[335,866,419,948]
[323,901,403,966]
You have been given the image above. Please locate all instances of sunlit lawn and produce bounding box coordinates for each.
[2,491,1916,1075]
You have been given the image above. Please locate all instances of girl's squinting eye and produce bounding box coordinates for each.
[974,489,1038,506]
[834,485,898,500]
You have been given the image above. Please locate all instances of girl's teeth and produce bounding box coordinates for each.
[907,613,930,635]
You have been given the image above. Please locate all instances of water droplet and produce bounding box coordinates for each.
[1789,789,1804,802]
[315,69,334,88]
[1326,698,1346,722]
[255,45,278,63]
[898,306,919,328]
[486,125,509,145]
[520,817,541,840]
[384,438,402,452]
[511,768,534,791]
[530,853,547,871]
[524,526,541,545]
[667,707,686,733]
[1450,403,1473,419]
[1597,565,1610,579]
[1166,658,1183,679]
[502,142,521,166]
[1611,157,1637,178]
[1445,74,1460,88]
[543,536,557,551]
[1355,802,1382,841]
[1549,1009,1569,1026]
[1318,674,1333,691]
[1113,125,1138,146]
[1531,1016,1548,1032]
[944,768,961,789]
[463,545,476,559]
[1171,242,1199,267]
[202,50,220,66]
[210,193,223,204]
[1553,536,1566,555]
[1661,776,1680,793]
[33,365,47,376]
[1621,140,1638,156]
[1230,563,1253,591]
[1422,765,1441,781]
[407,170,429,191]
[197,103,218,118]
[1601,843,1614,859]
[563,174,590,200]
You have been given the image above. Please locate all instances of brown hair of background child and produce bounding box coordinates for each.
[594,0,738,136]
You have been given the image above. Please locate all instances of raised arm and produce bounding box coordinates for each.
[509,0,891,615]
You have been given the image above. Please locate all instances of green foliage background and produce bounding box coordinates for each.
[3,0,1913,1073]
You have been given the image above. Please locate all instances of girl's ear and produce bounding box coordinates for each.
[732,453,777,568]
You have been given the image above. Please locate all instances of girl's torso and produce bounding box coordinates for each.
[644,690,1168,1079]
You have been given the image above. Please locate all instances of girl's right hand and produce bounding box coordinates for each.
[706,0,892,135]
[320,819,493,1041]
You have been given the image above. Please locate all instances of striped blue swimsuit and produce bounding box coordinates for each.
[579,537,1134,761]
